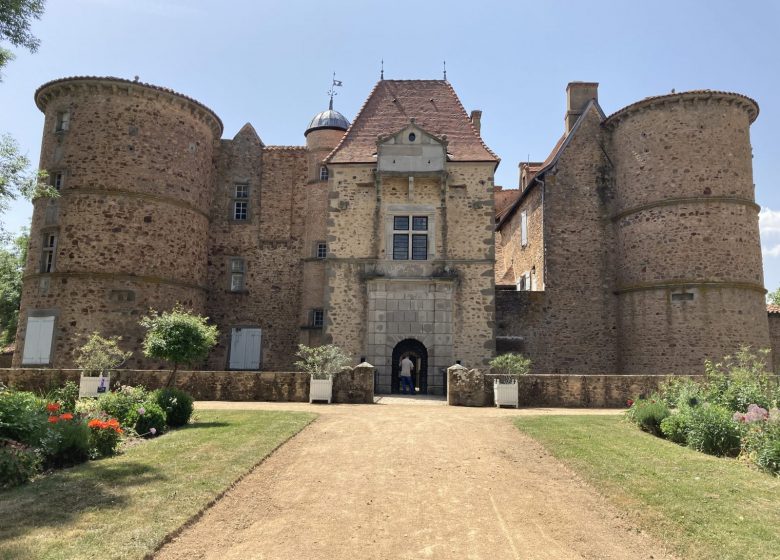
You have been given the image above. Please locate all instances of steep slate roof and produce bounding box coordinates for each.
[326,80,499,164]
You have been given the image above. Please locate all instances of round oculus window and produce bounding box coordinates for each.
[408,132,416,142]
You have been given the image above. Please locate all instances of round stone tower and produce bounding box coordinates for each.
[14,76,223,368]
[605,90,769,374]
[304,106,350,179]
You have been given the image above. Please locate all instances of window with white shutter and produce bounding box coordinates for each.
[21,316,56,365]
[520,211,528,247]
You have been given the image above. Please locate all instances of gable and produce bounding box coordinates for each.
[377,123,446,173]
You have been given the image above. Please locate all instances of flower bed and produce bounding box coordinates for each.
[0,381,196,489]
[625,347,780,475]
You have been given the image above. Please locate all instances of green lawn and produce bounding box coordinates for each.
[0,410,315,560]
[515,415,780,560]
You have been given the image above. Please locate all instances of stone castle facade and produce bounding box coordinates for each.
[12,76,774,394]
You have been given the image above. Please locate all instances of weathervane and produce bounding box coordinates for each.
[327,72,342,110]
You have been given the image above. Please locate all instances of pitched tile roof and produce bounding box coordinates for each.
[768,304,780,314]
[326,80,499,164]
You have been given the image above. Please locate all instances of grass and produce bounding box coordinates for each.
[0,409,315,560]
[515,415,780,559]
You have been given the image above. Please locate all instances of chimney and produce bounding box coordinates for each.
[470,110,482,134]
[565,82,598,134]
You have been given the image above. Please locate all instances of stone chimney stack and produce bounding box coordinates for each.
[470,110,482,134]
[565,82,598,134]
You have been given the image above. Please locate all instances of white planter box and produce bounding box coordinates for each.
[309,375,333,403]
[493,379,519,408]
[79,374,110,398]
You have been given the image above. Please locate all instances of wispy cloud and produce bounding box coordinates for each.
[760,207,780,257]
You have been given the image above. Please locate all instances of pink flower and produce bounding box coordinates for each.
[137,407,145,415]
[150,427,157,435]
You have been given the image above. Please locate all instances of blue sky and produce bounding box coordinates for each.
[2,0,780,288]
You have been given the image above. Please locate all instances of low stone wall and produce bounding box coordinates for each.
[0,366,375,404]
[447,366,703,408]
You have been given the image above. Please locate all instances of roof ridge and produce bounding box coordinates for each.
[444,80,500,162]
[324,79,382,163]
[605,89,759,124]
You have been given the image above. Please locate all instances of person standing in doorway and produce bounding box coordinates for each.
[399,355,415,395]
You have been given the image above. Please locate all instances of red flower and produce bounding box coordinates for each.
[626,399,634,407]
[59,413,74,421]
[46,403,60,412]
[48,416,59,423]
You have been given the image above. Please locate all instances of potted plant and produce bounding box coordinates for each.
[489,353,531,408]
[295,344,350,404]
[74,332,132,397]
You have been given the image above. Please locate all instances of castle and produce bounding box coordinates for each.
[13,76,774,394]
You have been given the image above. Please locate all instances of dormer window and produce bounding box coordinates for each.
[377,124,445,173]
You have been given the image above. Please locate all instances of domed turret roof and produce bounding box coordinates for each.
[305,108,350,136]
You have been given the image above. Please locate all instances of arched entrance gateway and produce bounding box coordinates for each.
[391,339,428,394]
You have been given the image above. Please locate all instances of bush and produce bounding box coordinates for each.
[97,385,148,427]
[740,409,780,475]
[154,388,194,427]
[294,344,351,379]
[0,439,41,488]
[626,397,670,436]
[489,353,531,382]
[685,404,742,457]
[0,389,47,446]
[40,414,90,467]
[75,332,132,377]
[659,376,703,409]
[47,381,79,412]
[87,417,123,458]
[660,411,690,444]
[704,348,774,412]
[126,401,166,438]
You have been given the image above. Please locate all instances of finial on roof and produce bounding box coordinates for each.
[671,88,676,93]
[133,75,139,82]
[443,60,447,81]
[380,59,384,80]
[327,72,343,110]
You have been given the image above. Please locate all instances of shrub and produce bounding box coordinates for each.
[626,397,670,436]
[47,380,79,412]
[40,413,90,467]
[97,385,148,427]
[489,353,531,382]
[140,306,218,373]
[704,347,774,412]
[740,408,780,474]
[87,417,123,458]
[659,376,704,409]
[685,404,743,457]
[660,411,690,444]
[0,389,47,446]
[0,439,41,488]
[154,388,194,427]
[126,401,166,438]
[295,344,351,379]
[75,332,132,377]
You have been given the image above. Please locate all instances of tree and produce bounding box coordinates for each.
[768,287,780,306]
[139,306,218,382]
[0,227,27,343]
[74,332,132,377]
[0,0,46,80]
[294,344,351,379]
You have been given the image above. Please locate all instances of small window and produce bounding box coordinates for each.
[516,273,530,292]
[319,166,329,181]
[41,233,57,273]
[393,234,409,260]
[671,292,694,302]
[51,172,64,191]
[312,309,324,328]
[408,132,416,142]
[392,214,431,261]
[412,216,428,231]
[520,211,528,247]
[412,234,428,260]
[233,201,248,221]
[229,258,245,291]
[234,184,249,198]
[394,216,409,231]
[316,242,327,259]
[55,111,70,132]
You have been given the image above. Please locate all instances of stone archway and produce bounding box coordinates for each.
[391,338,428,394]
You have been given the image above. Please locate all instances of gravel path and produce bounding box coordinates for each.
[154,400,676,560]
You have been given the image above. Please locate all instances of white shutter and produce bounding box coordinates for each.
[520,211,528,246]
[229,328,262,370]
[21,316,55,365]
